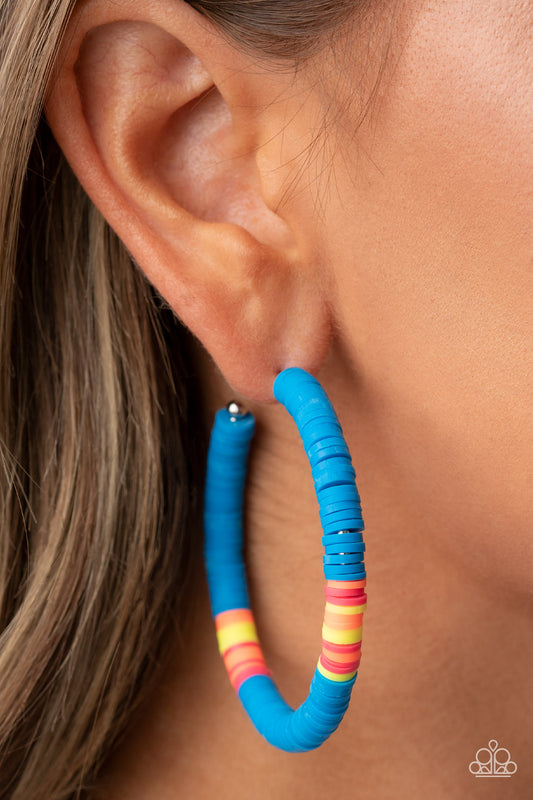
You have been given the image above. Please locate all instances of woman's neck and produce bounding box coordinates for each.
[92,345,533,798]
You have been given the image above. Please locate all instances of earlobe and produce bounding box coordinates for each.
[45,0,332,401]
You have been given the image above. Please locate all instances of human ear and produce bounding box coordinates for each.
[45,0,332,401]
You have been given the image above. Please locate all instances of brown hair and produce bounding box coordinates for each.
[0,1,374,797]
[186,0,365,59]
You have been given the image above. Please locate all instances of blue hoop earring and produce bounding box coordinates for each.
[204,367,367,752]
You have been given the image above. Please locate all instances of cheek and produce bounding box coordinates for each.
[327,0,533,590]
[392,0,532,245]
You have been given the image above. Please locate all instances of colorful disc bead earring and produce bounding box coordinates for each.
[203,367,367,752]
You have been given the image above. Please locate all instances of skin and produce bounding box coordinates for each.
[45,0,532,797]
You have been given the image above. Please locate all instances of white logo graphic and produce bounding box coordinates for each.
[469,739,517,777]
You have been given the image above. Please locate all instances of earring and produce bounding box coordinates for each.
[204,367,367,752]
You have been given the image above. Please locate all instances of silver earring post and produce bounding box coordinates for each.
[227,401,246,420]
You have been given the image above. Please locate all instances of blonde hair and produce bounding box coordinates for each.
[0,0,373,796]
[1,2,202,796]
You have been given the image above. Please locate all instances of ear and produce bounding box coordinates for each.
[44,0,332,402]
